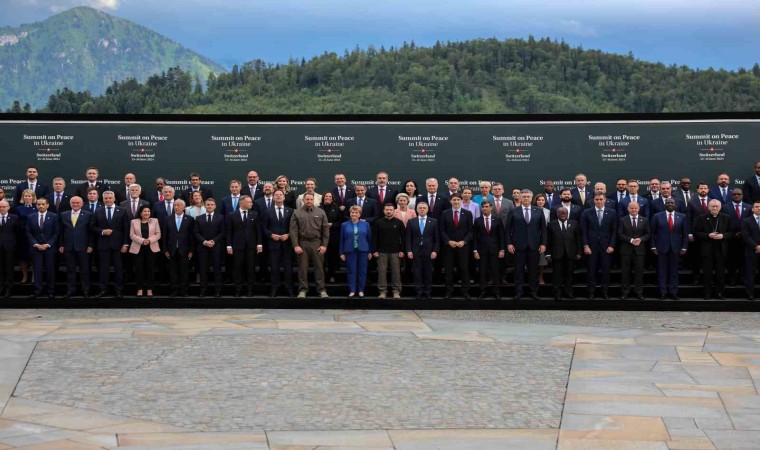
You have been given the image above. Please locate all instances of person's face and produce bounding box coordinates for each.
[593,196,606,208]
[349,209,361,221]
[426,180,438,193]
[191,191,203,204]
[450,197,462,209]
[230,184,241,195]
[70,197,83,211]
[0,191,4,200]
[481,203,492,216]
[697,185,709,196]
[480,185,490,196]
[53,180,65,192]
[560,190,571,202]
[240,197,253,210]
[491,185,504,197]
[102,193,115,206]
[384,205,395,218]
[205,201,216,213]
[680,178,691,190]
[273,191,285,204]
[22,192,33,204]
[124,173,136,185]
[520,192,532,206]
[732,190,743,202]
[627,202,640,216]
[544,180,554,193]
[575,175,587,188]
[305,180,316,192]
[665,199,676,212]
[86,169,98,181]
[36,199,49,213]
[334,174,346,187]
[512,189,521,201]
[709,202,722,215]
[405,182,416,194]
[717,174,729,187]
[190,176,201,187]
[376,173,388,186]
[627,182,639,195]
[355,186,366,197]
[755,163,760,176]
[448,178,459,192]
[263,183,274,195]
[416,203,428,216]
[753,203,760,216]
[140,208,151,220]
[323,193,333,205]
[595,184,606,195]
[129,186,141,198]
[556,209,568,221]
[0,202,9,214]
[155,179,165,190]
[536,196,546,207]
[174,202,185,215]
[397,196,408,208]
[162,187,175,200]
[26,168,38,180]
[87,191,98,203]
[247,171,259,185]
[277,178,287,188]
[649,180,660,192]
[660,185,672,197]
[462,190,472,201]
[616,180,627,192]
[303,195,314,208]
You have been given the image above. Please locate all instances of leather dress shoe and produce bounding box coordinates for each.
[494,293,501,300]
[27,293,38,299]
[95,292,106,298]
[659,295,667,300]
[463,293,471,300]
[671,294,680,300]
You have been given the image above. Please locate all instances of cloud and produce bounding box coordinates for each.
[9,0,120,13]
[556,19,598,38]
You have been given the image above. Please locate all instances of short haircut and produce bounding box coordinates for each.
[26,165,38,171]
[239,195,252,202]
[480,200,492,207]
[86,166,98,172]
[349,205,363,214]
[86,186,99,194]
[449,193,462,200]
[36,197,48,204]
[354,183,366,189]
[229,179,241,187]
[190,172,200,178]
[129,183,142,190]
[102,190,115,197]
[697,182,709,188]
[491,182,503,189]
[306,177,317,184]
[559,188,572,195]
[174,199,186,207]
[302,192,315,199]
[479,181,492,188]
[52,177,65,183]
[594,193,606,199]
[395,193,409,203]
[425,178,437,184]
[520,189,533,195]
[163,185,175,193]
[204,197,216,204]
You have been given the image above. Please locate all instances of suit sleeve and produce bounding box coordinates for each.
[618,218,631,244]
[539,212,547,246]
[431,220,440,254]
[742,219,759,248]
[439,214,452,245]
[504,211,513,246]
[47,215,59,247]
[463,212,473,244]
[607,215,617,248]
[405,223,413,253]
[681,216,690,250]
[580,211,590,247]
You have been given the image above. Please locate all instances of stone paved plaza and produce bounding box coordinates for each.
[1,309,760,449]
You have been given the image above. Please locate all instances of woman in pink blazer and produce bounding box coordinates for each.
[129,205,161,297]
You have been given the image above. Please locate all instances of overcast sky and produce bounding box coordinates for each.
[2,0,758,70]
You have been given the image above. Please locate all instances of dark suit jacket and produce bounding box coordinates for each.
[580,207,618,251]
[550,203,582,222]
[642,191,661,202]
[649,197,687,218]
[651,211,689,254]
[13,181,50,205]
[741,216,760,253]
[0,214,20,252]
[114,186,148,205]
[225,210,262,250]
[146,191,164,206]
[367,187,399,206]
[415,194,451,220]
[152,200,177,222]
[617,196,649,219]
[261,206,294,250]
[617,215,651,256]
[570,187,594,208]
[546,219,581,259]
[120,198,151,220]
[722,202,753,231]
[193,212,226,249]
[543,192,561,210]
[693,213,734,256]
[608,191,629,205]
[90,206,130,250]
[405,216,439,255]
[439,209,473,246]
[26,212,58,248]
[253,196,275,216]
[331,187,356,208]
[162,215,195,256]
[219,196,242,217]
[707,185,732,204]
[742,176,760,204]
[75,181,109,200]
[58,210,94,251]
[46,192,72,214]
[687,197,710,232]
[673,189,694,206]
[505,206,547,251]
[344,197,380,223]
[84,201,104,214]
[241,183,265,200]
[472,215,505,254]
[181,186,214,204]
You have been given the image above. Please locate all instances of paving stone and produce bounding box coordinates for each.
[267,430,392,447]
[389,429,557,450]
[728,413,760,431]
[663,417,698,430]
[559,415,669,441]
[704,430,760,450]
[558,439,669,449]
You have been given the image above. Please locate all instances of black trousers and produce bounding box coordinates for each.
[269,243,293,291]
[32,247,56,295]
[620,252,645,297]
[98,249,123,291]
[702,246,727,296]
[726,238,744,284]
[745,251,760,296]
[168,249,190,295]
[552,255,575,297]
[65,249,90,294]
[0,247,14,292]
[412,252,433,297]
[586,248,611,294]
[477,248,500,295]
[197,245,223,292]
[233,246,257,290]
[133,248,156,290]
[514,249,539,295]
[444,245,470,293]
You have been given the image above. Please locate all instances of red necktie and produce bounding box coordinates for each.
[668,214,674,231]
[735,204,741,219]
[701,198,707,212]
[339,188,344,203]
[454,210,459,227]
[485,217,490,234]
[159,193,164,202]
[379,188,384,204]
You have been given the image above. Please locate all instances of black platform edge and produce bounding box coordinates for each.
[2,296,759,311]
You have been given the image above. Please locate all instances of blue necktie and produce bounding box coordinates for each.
[233,197,238,211]
[419,217,425,234]
[176,216,181,231]
[107,207,112,223]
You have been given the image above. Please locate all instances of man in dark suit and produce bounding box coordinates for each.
[120,183,151,220]
[707,173,732,205]
[542,180,560,211]
[694,200,734,299]
[114,173,140,204]
[406,202,439,299]
[13,166,50,205]
[0,189,15,215]
[27,197,58,298]
[367,171,399,206]
[591,182,617,210]
[417,178,451,220]
[506,189,547,300]
[84,188,104,214]
[219,180,243,217]
[439,194,473,299]
[0,201,19,297]
[441,177,460,199]
[90,191,129,298]
[58,196,94,298]
[241,170,265,200]
[741,201,760,300]
[580,193,618,299]
[163,199,195,297]
[261,191,295,297]
[570,173,593,208]
[617,180,649,218]
[472,200,505,299]
[146,177,167,206]
[75,167,110,201]
[686,182,711,282]
[181,172,214,204]
[651,198,689,299]
[649,182,687,218]
[344,184,380,223]
[546,207,581,301]
[608,178,629,205]
[253,183,275,215]
[46,177,72,215]
[673,177,694,206]
[618,202,650,300]
[641,178,661,203]
[723,188,753,286]
[225,195,262,297]
[332,172,356,212]
[551,188,583,222]
[194,198,225,297]
[151,185,177,223]
[742,161,760,204]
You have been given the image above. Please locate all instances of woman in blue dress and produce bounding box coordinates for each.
[15,189,38,284]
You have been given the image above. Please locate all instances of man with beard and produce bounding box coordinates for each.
[550,188,582,222]
[651,198,689,299]
[708,173,732,205]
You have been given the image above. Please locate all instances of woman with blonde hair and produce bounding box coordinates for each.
[274,175,296,209]
[340,205,372,297]
[393,193,416,226]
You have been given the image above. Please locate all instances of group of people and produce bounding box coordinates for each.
[1,163,760,301]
